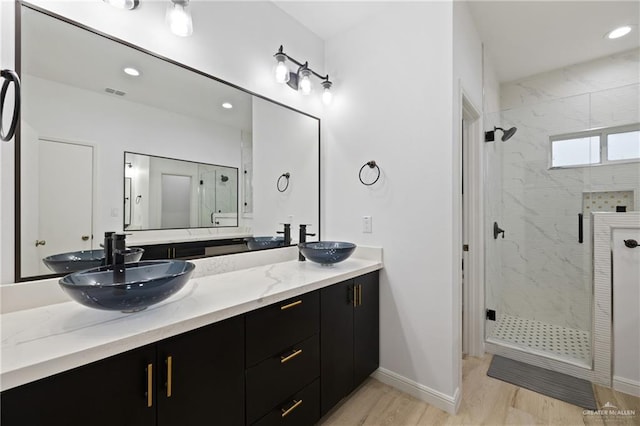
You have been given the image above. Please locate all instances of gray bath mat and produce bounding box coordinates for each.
[487,355,597,410]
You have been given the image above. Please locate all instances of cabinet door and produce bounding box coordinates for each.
[140,244,173,260]
[354,271,380,387]
[0,345,156,426]
[156,316,244,426]
[320,279,355,416]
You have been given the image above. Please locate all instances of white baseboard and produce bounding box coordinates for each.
[371,368,460,414]
[613,376,640,397]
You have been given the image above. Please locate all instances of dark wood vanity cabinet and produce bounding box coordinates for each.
[0,271,379,426]
[245,292,321,425]
[139,238,248,261]
[156,316,245,426]
[0,316,245,426]
[1,344,157,426]
[320,271,380,416]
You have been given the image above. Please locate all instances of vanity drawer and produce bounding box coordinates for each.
[246,291,319,366]
[251,379,320,426]
[246,334,319,424]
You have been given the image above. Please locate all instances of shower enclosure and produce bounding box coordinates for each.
[484,83,640,373]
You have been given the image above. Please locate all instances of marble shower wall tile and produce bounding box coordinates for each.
[501,48,640,110]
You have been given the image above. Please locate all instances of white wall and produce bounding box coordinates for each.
[0,0,17,283]
[324,1,459,410]
[1,1,324,282]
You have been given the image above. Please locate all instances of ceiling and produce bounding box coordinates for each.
[22,6,253,131]
[272,1,639,83]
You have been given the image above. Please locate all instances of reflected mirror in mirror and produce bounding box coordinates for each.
[124,152,238,230]
[17,4,320,281]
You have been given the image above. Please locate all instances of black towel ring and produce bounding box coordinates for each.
[1,69,21,142]
[359,161,380,186]
[277,172,290,192]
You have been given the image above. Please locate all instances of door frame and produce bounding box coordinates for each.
[458,86,484,358]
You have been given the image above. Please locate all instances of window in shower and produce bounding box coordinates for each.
[550,123,640,168]
[607,129,640,161]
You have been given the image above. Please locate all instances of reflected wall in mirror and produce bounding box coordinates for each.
[124,152,238,230]
[17,4,320,280]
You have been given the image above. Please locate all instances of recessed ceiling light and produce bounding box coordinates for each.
[605,26,632,39]
[222,102,233,109]
[123,67,141,77]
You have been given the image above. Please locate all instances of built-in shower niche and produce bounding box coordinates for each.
[583,190,635,213]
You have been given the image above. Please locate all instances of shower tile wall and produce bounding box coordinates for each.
[487,48,640,334]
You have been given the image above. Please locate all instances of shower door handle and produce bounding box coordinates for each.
[578,213,583,244]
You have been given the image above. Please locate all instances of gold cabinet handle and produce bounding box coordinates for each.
[358,284,362,306]
[353,286,357,307]
[81,235,90,241]
[146,363,153,408]
[167,248,171,258]
[280,300,302,310]
[173,248,176,258]
[35,240,46,247]
[166,356,173,397]
[281,399,303,418]
[280,349,303,364]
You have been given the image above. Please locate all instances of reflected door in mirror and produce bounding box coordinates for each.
[21,138,93,277]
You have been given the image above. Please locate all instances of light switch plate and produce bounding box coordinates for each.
[363,216,372,233]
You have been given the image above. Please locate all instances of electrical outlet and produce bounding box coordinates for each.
[363,216,372,233]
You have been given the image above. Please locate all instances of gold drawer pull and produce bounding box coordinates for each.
[146,363,153,408]
[166,356,173,397]
[353,286,357,307]
[358,284,362,306]
[280,300,302,310]
[280,349,303,363]
[281,399,303,418]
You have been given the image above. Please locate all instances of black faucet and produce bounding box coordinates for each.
[276,223,291,246]
[103,231,115,266]
[298,224,316,261]
[112,233,127,282]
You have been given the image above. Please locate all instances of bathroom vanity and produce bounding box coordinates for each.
[0,248,382,425]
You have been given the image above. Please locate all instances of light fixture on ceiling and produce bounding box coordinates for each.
[605,25,632,39]
[123,67,141,77]
[222,102,233,109]
[273,45,333,105]
[166,0,193,37]
[103,0,139,10]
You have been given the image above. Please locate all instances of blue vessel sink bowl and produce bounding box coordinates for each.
[298,241,357,265]
[59,260,195,313]
[43,248,145,274]
[245,236,285,250]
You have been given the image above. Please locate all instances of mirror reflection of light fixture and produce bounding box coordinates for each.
[273,45,333,105]
[103,0,139,10]
[166,0,193,37]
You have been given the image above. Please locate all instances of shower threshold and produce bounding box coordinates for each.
[487,314,591,368]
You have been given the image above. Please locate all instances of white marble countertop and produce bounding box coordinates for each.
[0,255,382,392]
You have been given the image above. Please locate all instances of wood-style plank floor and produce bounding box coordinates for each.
[319,355,640,425]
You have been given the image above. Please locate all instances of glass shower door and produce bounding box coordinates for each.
[484,93,595,367]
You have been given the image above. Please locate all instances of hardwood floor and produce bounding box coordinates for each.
[319,355,640,425]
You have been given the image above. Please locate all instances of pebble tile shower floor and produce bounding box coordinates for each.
[490,314,591,366]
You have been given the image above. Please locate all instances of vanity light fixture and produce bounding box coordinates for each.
[222,102,233,109]
[605,25,632,39]
[166,0,193,37]
[103,0,139,10]
[123,67,140,77]
[273,45,333,105]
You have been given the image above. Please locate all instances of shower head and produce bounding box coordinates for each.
[484,126,518,142]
